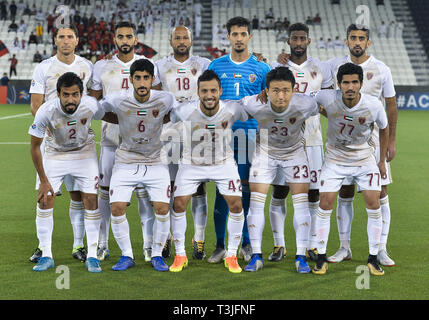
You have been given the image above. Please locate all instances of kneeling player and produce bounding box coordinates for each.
[243,67,320,273]
[170,70,248,273]
[311,63,388,276]
[29,72,116,273]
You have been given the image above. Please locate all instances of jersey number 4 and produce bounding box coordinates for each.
[122,78,129,90]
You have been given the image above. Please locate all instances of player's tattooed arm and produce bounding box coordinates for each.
[385,96,397,162]
[378,126,389,179]
[30,136,55,206]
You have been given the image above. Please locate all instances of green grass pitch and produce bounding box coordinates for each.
[0,104,428,300]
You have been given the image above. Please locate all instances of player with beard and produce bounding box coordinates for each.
[29,25,93,264]
[89,22,161,263]
[267,23,333,262]
[154,26,211,261]
[326,24,397,267]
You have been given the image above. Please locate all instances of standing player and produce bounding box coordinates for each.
[207,16,271,263]
[311,63,389,276]
[101,59,176,272]
[29,72,116,273]
[154,25,211,260]
[89,21,160,262]
[29,24,93,263]
[169,70,248,273]
[244,67,319,273]
[326,24,397,266]
[268,23,333,262]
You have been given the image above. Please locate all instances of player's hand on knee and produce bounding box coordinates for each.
[38,181,55,207]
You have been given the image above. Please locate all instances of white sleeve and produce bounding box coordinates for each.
[233,99,249,122]
[165,92,177,113]
[93,99,106,120]
[150,58,161,86]
[154,60,162,86]
[100,93,116,113]
[381,66,396,99]
[170,104,184,123]
[28,107,48,138]
[202,57,211,71]
[314,89,335,111]
[375,103,388,130]
[320,61,334,88]
[304,95,320,117]
[90,61,103,91]
[29,63,46,94]
[240,95,256,117]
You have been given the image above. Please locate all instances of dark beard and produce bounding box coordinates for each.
[118,45,134,54]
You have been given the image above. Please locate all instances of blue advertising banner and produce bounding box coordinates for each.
[396,92,429,110]
[5,80,31,104]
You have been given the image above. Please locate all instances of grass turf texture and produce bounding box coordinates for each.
[0,104,428,300]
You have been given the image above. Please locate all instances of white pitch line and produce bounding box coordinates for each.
[0,113,32,120]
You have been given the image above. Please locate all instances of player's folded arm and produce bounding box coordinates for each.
[101,112,118,124]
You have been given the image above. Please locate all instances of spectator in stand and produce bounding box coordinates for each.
[378,21,387,38]
[8,19,17,32]
[275,29,288,42]
[0,1,7,21]
[16,0,24,14]
[138,22,146,34]
[23,3,31,16]
[259,20,266,30]
[331,0,340,4]
[185,16,192,29]
[252,16,259,30]
[282,17,290,30]
[18,19,27,33]
[267,18,274,30]
[327,38,335,50]
[9,54,18,78]
[146,23,153,34]
[11,36,20,51]
[35,23,43,44]
[317,37,327,49]
[33,50,43,63]
[376,0,385,5]
[82,13,89,29]
[35,8,45,22]
[74,11,82,25]
[387,20,395,38]
[20,38,27,50]
[9,0,17,21]
[29,32,37,44]
[41,49,49,60]
[395,19,404,38]
[313,13,321,24]
[274,18,283,31]
[89,13,96,26]
[306,16,313,25]
[1,73,9,87]
[265,7,274,20]
[334,36,345,51]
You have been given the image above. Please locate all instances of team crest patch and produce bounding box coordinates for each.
[289,117,296,124]
[222,121,228,129]
[367,72,374,80]
[359,117,366,125]
[311,71,317,79]
[249,74,256,83]
[191,68,197,76]
[81,118,87,125]
[152,109,159,118]
[31,123,36,129]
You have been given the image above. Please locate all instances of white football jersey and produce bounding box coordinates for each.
[91,54,161,147]
[28,95,104,160]
[171,99,248,166]
[101,90,176,165]
[155,55,211,103]
[314,90,388,166]
[271,56,333,146]
[327,55,395,147]
[30,55,93,102]
[243,94,319,161]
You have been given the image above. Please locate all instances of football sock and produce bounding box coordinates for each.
[241,183,251,247]
[269,197,286,247]
[366,208,382,256]
[292,193,311,256]
[380,195,390,251]
[98,189,110,250]
[247,192,266,254]
[69,200,85,249]
[213,188,228,248]
[337,196,354,250]
[136,189,154,249]
[36,205,54,258]
[84,209,101,259]
[315,207,332,255]
[111,214,133,259]
[191,194,208,242]
[309,200,319,249]
[226,210,244,257]
[152,212,171,257]
[171,209,187,256]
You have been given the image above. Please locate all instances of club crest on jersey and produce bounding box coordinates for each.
[289,117,296,124]
[311,71,317,79]
[80,118,87,125]
[249,74,256,83]
[137,110,147,116]
[152,109,159,118]
[31,123,36,129]
[191,68,198,76]
[367,72,374,80]
[67,120,77,126]
[359,117,366,125]
[222,121,228,129]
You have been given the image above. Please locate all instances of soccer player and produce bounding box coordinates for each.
[29,72,116,273]
[170,70,248,273]
[207,16,271,263]
[100,59,176,272]
[89,21,160,262]
[326,24,397,266]
[29,24,93,263]
[311,63,388,276]
[268,23,333,262]
[244,67,320,273]
[154,25,211,260]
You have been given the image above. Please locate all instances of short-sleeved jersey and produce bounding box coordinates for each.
[155,55,211,103]
[208,54,271,132]
[171,99,248,166]
[28,95,104,160]
[30,55,93,102]
[327,54,395,147]
[243,93,319,161]
[271,56,333,146]
[314,90,388,166]
[91,54,160,148]
[101,90,175,165]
